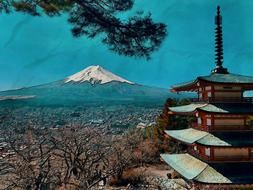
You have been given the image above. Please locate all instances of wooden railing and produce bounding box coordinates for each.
[191,97,253,103]
[211,125,251,131]
[212,156,253,162]
[188,149,253,162]
[190,122,252,131]
[242,97,253,103]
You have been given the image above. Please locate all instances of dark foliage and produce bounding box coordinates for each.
[1,0,167,59]
[150,98,194,152]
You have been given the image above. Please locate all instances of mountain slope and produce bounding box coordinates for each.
[0,66,181,106]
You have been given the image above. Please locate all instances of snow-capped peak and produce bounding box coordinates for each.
[64,65,134,85]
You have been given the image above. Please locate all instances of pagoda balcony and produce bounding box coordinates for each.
[210,156,253,162]
[191,122,252,131]
[191,97,253,103]
[210,125,252,131]
[188,148,253,162]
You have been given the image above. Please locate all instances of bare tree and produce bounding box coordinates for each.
[0,127,163,189]
[50,127,113,189]
[109,129,156,183]
[0,128,58,190]
[0,127,113,189]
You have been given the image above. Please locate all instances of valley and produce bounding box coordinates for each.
[0,104,162,133]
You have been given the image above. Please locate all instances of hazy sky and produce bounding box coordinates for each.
[1,0,253,91]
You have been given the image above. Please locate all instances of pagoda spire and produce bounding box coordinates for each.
[212,6,229,74]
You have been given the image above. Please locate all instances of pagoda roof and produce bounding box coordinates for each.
[165,129,230,146]
[169,103,253,114]
[171,73,253,92]
[204,131,253,147]
[166,128,209,144]
[161,153,253,184]
[161,153,231,184]
[165,128,253,147]
[169,103,206,114]
[208,162,253,184]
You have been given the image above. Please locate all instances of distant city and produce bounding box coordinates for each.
[0,104,162,134]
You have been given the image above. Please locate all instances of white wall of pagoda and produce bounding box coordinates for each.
[198,85,244,102]
[190,145,253,162]
[214,148,249,159]
[194,113,249,131]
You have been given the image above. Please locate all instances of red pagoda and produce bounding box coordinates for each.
[161,6,253,188]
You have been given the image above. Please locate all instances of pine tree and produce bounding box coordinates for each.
[150,98,192,152]
[1,0,167,59]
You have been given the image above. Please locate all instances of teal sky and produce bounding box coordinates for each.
[1,0,253,91]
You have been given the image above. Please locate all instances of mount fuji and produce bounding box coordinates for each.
[0,65,180,106]
[65,65,134,85]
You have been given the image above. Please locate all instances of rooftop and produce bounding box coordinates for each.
[161,153,231,184]
[161,153,253,184]
[171,73,253,92]
[169,103,253,114]
[165,128,253,147]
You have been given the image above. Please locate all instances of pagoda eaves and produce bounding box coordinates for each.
[165,129,253,147]
[171,73,253,92]
[161,154,253,184]
[169,103,253,115]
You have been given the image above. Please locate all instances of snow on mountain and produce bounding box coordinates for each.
[64,65,134,85]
